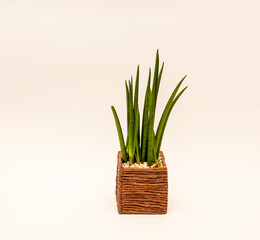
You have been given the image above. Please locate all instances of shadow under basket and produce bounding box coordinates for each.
[116,151,168,214]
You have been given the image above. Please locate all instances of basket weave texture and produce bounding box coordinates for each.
[116,151,168,214]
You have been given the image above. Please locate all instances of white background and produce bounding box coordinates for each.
[0,0,260,239]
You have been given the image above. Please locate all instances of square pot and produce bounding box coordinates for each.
[116,151,168,214]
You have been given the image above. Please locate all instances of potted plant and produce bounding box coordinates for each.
[111,50,188,214]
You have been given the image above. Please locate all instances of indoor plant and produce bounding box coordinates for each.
[111,50,188,214]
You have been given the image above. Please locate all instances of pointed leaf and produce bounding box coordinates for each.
[141,68,151,162]
[125,81,130,150]
[156,75,187,146]
[128,80,135,163]
[147,88,154,166]
[134,106,140,164]
[147,50,159,166]
[111,106,127,162]
[156,86,188,158]
[134,65,139,112]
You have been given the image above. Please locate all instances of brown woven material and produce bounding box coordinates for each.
[116,151,168,214]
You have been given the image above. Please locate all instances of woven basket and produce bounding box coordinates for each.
[116,151,168,214]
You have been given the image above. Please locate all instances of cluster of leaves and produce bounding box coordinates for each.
[111,50,187,166]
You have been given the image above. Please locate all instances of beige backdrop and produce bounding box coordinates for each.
[0,0,260,239]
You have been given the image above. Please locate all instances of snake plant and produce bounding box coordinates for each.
[111,50,188,166]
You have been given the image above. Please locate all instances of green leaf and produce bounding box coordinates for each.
[134,65,139,112]
[141,68,151,163]
[134,66,140,146]
[128,80,135,164]
[147,50,159,166]
[130,76,133,95]
[126,133,129,150]
[111,106,127,162]
[147,88,154,166]
[156,75,186,147]
[125,81,130,150]
[153,130,156,160]
[156,86,188,158]
[152,49,160,113]
[134,106,140,164]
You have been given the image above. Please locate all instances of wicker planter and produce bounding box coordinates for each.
[116,151,168,214]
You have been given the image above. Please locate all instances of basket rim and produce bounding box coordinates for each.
[117,151,167,171]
